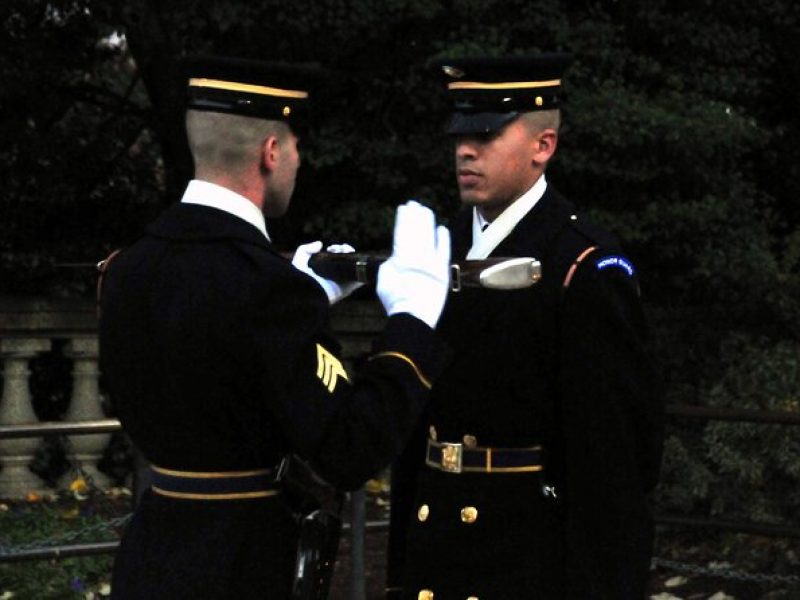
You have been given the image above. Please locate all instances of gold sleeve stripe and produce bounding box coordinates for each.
[448,79,561,91]
[189,77,309,99]
[370,351,432,389]
[151,465,273,479]
[563,245,598,289]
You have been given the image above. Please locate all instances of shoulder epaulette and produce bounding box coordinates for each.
[558,213,634,290]
[565,213,618,249]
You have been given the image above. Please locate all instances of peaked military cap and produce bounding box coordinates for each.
[183,55,316,130]
[435,53,572,135]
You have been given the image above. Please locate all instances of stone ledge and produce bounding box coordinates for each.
[0,296,386,337]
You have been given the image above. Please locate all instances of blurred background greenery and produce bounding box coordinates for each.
[2,0,799,570]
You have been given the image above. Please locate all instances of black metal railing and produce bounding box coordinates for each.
[1,407,799,586]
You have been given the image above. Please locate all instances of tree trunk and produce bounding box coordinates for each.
[114,0,192,203]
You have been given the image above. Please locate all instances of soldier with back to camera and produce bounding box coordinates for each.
[99,55,452,599]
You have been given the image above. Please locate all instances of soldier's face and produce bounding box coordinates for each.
[454,118,542,221]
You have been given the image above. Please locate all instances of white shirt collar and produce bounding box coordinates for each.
[181,179,270,241]
[467,174,547,259]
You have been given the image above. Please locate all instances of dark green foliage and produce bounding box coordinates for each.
[0,497,118,598]
[3,0,800,536]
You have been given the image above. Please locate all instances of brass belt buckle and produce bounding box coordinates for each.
[440,442,463,473]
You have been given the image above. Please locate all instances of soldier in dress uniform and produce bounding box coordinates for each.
[99,55,452,599]
[386,54,664,599]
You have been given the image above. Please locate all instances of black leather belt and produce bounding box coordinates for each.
[425,438,543,474]
[150,465,281,500]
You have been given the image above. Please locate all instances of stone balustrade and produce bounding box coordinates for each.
[0,295,385,499]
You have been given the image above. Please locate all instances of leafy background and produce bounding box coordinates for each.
[2,0,800,560]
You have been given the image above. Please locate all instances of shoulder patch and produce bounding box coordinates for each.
[596,255,635,277]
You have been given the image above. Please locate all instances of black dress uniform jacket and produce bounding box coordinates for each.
[99,202,448,599]
[389,186,664,599]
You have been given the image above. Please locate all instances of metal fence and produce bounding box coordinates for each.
[1,408,799,592]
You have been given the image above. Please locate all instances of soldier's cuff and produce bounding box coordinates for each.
[372,313,452,388]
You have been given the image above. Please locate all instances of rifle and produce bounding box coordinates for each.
[307,253,542,292]
[280,455,343,600]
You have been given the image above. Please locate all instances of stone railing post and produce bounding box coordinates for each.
[62,336,112,488]
[0,337,52,497]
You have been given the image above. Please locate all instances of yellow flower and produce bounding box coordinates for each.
[365,479,383,494]
[69,478,89,494]
[25,492,40,503]
[60,507,80,520]
[70,478,90,500]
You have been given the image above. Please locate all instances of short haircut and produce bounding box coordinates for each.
[185,109,290,175]
[520,109,561,134]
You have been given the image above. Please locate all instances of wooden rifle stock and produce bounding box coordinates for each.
[307,253,541,291]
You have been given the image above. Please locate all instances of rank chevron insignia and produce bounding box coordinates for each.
[316,343,349,393]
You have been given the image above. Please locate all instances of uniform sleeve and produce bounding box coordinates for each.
[558,251,664,598]
[249,268,450,491]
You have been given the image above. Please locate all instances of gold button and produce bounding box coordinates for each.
[282,106,292,117]
[467,597,479,600]
[417,504,430,522]
[462,434,477,448]
[535,96,544,107]
[429,425,437,441]
[460,506,478,524]
[418,590,434,600]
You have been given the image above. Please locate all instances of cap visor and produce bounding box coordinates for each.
[446,112,519,135]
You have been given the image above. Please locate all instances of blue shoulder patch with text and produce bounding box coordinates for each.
[596,255,635,277]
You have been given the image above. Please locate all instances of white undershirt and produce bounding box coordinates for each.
[467,174,547,259]
[181,179,270,241]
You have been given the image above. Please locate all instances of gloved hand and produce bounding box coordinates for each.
[292,241,363,305]
[377,200,451,329]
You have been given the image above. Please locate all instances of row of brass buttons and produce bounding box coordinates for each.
[420,427,481,600]
[417,504,478,524]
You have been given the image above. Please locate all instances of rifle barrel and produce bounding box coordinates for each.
[307,253,541,291]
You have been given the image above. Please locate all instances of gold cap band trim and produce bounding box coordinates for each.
[189,77,308,99]
[448,79,561,91]
[370,351,432,389]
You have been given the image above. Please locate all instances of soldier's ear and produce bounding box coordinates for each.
[262,136,280,173]
[532,129,557,165]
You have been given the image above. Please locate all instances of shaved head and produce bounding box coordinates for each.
[185,109,291,179]
[519,109,561,135]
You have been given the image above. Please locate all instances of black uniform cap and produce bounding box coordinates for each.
[183,55,319,131]
[434,53,573,135]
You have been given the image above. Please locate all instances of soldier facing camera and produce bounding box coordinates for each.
[387,53,665,600]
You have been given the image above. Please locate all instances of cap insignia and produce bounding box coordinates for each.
[442,65,465,79]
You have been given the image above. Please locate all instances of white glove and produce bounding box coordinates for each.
[377,201,451,329]
[291,241,363,305]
